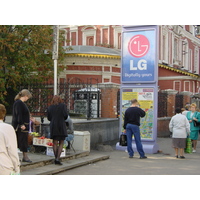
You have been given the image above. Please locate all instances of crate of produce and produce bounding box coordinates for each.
[33,137,53,147]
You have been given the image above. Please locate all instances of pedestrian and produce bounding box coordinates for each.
[47,95,68,165]
[123,99,147,159]
[182,104,190,116]
[186,103,200,152]
[65,116,74,149]
[169,107,190,158]
[29,113,40,133]
[0,104,20,175]
[12,89,32,162]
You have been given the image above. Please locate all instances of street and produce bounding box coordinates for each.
[57,138,200,175]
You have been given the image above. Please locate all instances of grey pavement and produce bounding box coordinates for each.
[59,137,200,175]
[20,137,200,175]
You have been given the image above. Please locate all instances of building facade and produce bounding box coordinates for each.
[59,25,121,85]
[57,25,200,118]
[158,25,200,95]
[59,25,200,93]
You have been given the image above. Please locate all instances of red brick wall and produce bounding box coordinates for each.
[67,65,102,71]
[112,67,120,73]
[66,74,102,83]
[167,93,176,117]
[159,80,173,90]
[104,66,110,71]
[101,86,119,118]
[111,76,120,84]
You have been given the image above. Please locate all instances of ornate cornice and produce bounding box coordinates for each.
[65,53,121,59]
[159,64,199,78]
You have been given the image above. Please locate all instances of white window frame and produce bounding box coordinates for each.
[189,49,192,71]
[184,81,190,92]
[112,25,121,49]
[192,81,195,94]
[162,29,169,63]
[173,81,181,92]
[101,26,110,45]
[82,26,96,46]
[194,47,199,73]
[182,39,189,69]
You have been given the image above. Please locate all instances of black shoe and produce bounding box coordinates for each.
[140,156,147,159]
[22,158,32,163]
[129,156,133,158]
[54,160,63,165]
[175,155,179,158]
[180,156,185,159]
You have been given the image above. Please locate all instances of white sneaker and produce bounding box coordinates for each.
[192,149,196,153]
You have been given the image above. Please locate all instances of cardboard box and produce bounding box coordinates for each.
[46,147,66,157]
[44,138,53,146]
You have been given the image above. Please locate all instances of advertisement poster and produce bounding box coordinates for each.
[121,29,156,83]
[121,88,154,140]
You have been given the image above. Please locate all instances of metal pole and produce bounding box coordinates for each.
[52,25,59,95]
[54,59,57,95]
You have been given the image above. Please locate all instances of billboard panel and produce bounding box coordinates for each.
[120,86,157,141]
[121,28,157,83]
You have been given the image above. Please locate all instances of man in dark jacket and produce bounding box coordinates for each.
[123,99,147,159]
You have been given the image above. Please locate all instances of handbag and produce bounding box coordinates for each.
[193,120,200,127]
[119,134,127,146]
[193,112,200,127]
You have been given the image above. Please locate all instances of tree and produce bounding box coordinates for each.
[0,25,67,104]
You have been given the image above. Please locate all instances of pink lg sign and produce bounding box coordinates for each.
[128,35,150,58]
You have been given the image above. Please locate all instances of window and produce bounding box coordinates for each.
[113,25,121,49]
[87,36,94,46]
[174,81,181,92]
[101,26,109,44]
[82,26,96,46]
[184,81,190,92]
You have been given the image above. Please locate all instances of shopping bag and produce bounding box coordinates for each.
[119,134,127,146]
[185,137,192,154]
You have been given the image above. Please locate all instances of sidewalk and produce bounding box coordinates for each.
[20,137,200,175]
[60,137,200,175]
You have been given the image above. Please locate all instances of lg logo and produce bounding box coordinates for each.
[128,35,150,58]
[128,35,150,70]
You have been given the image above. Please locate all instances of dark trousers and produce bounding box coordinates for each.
[126,123,145,157]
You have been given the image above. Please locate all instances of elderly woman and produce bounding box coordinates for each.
[0,104,20,175]
[169,107,190,158]
[186,103,200,153]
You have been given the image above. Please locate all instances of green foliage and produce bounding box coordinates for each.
[0,25,66,103]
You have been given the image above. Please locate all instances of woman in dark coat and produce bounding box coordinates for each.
[12,89,32,162]
[47,95,68,165]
